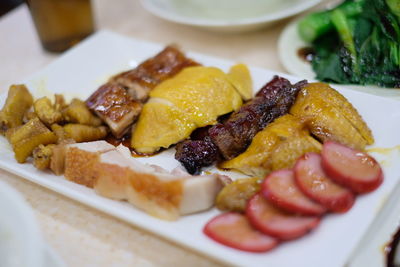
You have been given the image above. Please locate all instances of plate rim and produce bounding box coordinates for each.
[140,0,323,27]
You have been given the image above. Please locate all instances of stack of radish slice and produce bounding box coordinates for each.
[204,141,383,252]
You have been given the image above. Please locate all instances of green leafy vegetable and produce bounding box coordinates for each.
[298,0,363,43]
[299,0,400,88]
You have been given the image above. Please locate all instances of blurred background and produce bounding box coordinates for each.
[0,0,23,16]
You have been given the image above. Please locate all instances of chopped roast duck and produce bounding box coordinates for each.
[109,46,200,103]
[86,84,142,138]
[175,76,307,174]
[86,46,199,138]
[62,140,226,220]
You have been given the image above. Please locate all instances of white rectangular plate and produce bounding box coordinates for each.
[1,30,400,267]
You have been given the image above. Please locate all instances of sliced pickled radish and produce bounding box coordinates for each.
[321,141,383,193]
[246,194,320,240]
[294,153,355,213]
[203,212,278,252]
[262,169,326,216]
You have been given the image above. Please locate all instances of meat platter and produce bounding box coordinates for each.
[1,30,400,267]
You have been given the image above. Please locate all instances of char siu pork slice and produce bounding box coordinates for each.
[175,76,307,174]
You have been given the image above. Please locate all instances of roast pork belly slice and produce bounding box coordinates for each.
[64,140,115,187]
[93,145,224,220]
[86,84,142,138]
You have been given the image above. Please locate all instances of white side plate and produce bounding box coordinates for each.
[140,0,323,32]
[0,181,64,267]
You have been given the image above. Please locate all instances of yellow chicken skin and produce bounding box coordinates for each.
[264,133,321,172]
[220,114,321,177]
[290,83,373,150]
[132,66,250,154]
[132,101,196,154]
[226,63,253,101]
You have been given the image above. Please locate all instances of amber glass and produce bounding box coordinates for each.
[26,0,94,52]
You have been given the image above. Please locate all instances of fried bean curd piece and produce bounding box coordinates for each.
[0,84,33,135]
[23,110,38,123]
[8,118,57,163]
[33,97,63,126]
[5,126,21,143]
[54,94,67,113]
[216,177,261,212]
[63,124,107,143]
[51,124,68,143]
[63,99,102,126]
[33,144,56,170]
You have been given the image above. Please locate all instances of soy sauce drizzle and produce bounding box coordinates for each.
[386,227,400,267]
[105,133,163,157]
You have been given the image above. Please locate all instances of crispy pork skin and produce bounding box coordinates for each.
[62,141,225,220]
[64,141,115,187]
[93,145,223,220]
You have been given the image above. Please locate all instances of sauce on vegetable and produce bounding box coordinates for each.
[297,47,315,63]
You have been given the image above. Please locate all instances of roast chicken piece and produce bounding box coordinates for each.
[226,63,253,101]
[290,83,374,150]
[62,141,225,220]
[132,65,250,154]
[215,177,261,212]
[220,114,321,177]
[86,46,199,138]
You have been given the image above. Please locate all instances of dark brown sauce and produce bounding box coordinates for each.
[386,227,400,267]
[105,133,130,147]
[297,47,315,63]
[105,133,163,158]
[131,149,163,158]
